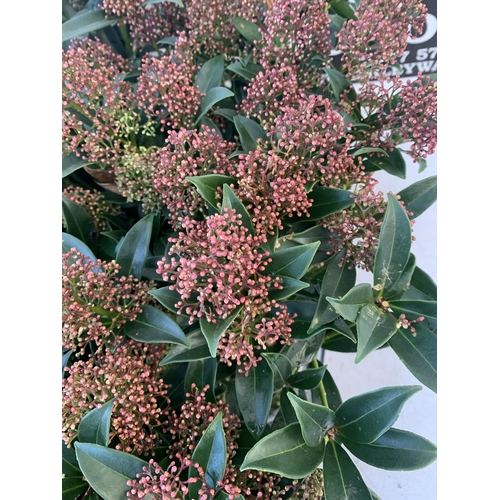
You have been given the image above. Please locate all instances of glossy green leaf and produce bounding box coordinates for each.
[323,439,372,500]
[389,323,437,393]
[62,9,119,42]
[157,35,177,45]
[270,388,299,432]
[221,184,255,235]
[267,276,310,301]
[148,287,183,314]
[62,233,97,262]
[226,61,263,80]
[184,358,217,400]
[194,87,234,125]
[232,16,262,41]
[397,175,437,220]
[115,214,154,279]
[342,428,437,471]
[301,186,354,221]
[373,194,412,295]
[233,115,267,152]
[195,55,225,94]
[186,174,237,209]
[62,476,88,500]
[281,300,316,339]
[78,399,115,447]
[285,225,333,249]
[403,266,437,301]
[144,0,184,5]
[363,149,406,179]
[189,413,227,495]
[311,362,342,412]
[213,108,238,121]
[236,358,274,439]
[355,304,398,363]
[327,283,373,323]
[282,332,325,368]
[266,242,320,279]
[329,0,357,20]
[287,393,335,447]
[62,152,93,178]
[310,250,356,333]
[390,300,437,325]
[240,423,325,479]
[322,331,358,353]
[288,365,327,390]
[62,197,95,249]
[62,350,72,378]
[200,116,223,137]
[200,306,242,357]
[384,253,416,300]
[324,67,356,103]
[262,353,293,391]
[417,157,427,173]
[122,305,189,346]
[335,386,421,444]
[74,442,148,500]
[352,147,388,157]
[62,442,82,477]
[160,329,211,365]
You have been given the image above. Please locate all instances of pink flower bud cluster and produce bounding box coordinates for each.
[62,249,152,354]
[397,313,425,334]
[62,186,121,230]
[62,342,168,455]
[152,126,237,225]
[337,0,428,80]
[157,209,280,324]
[256,0,332,86]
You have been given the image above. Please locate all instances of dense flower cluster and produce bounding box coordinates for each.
[62,341,168,455]
[62,249,152,354]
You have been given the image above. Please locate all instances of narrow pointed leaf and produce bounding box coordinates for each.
[226,61,263,80]
[268,276,310,301]
[221,184,254,235]
[186,174,237,209]
[271,388,298,432]
[189,413,227,495]
[78,399,115,446]
[144,0,184,5]
[403,266,437,301]
[342,429,437,471]
[324,67,356,103]
[288,365,327,390]
[236,358,273,440]
[62,233,97,262]
[261,353,293,391]
[323,439,372,500]
[384,253,416,300]
[62,442,82,477]
[355,304,398,363]
[287,393,335,447]
[335,386,421,444]
[352,147,388,157]
[232,16,262,41]
[364,149,406,179]
[397,175,437,220]
[282,332,325,368]
[74,442,148,500]
[62,10,119,42]
[123,304,189,346]
[281,301,316,339]
[389,300,437,322]
[62,197,95,249]
[194,87,234,125]
[301,186,354,221]
[160,330,211,365]
[240,423,325,479]
[200,306,242,357]
[327,283,373,323]
[373,194,412,295]
[267,242,320,279]
[184,358,217,400]
[213,108,238,121]
[233,115,267,152]
[62,152,93,178]
[148,287,182,314]
[310,250,356,332]
[328,0,357,20]
[195,55,225,94]
[115,214,154,279]
[62,476,88,500]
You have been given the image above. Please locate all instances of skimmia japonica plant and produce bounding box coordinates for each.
[62,0,437,498]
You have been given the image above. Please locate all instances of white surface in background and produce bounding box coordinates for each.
[322,151,437,500]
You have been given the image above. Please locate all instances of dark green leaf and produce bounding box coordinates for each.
[62,197,95,249]
[397,175,437,220]
[342,428,437,471]
[335,386,421,444]
[184,358,217,400]
[215,492,244,500]
[194,87,235,126]
[236,358,274,439]
[62,476,88,500]
[364,149,406,179]
[115,214,154,279]
[62,350,72,378]
[160,329,211,365]
[352,147,388,157]
[74,442,148,500]
[327,283,373,323]
[261,353,293,391]
[417,157,427,173]
[285,225,333,250]
[200,306,242,357]
[301,186,354,221]
[62,233,97,261]
[355,304,398,363]
[323,439,372,500]
[389,323,437,393]
[62,153,93,178]
[282,332,325,368]
[200,116,223,137]
[240,423,325,479]
[157,35,177,45]
[403,266,437,301]
[268,277,310,301]
[373,194,412,295]
[186,174,237,209]
[99,230,126,259]
[329,0,357,20]
[384,253,416,301]
[226,61,263,80]
[122,304,189,346]
[195,56,225,94]
[311,362,342,412]
[310,251,356,333]
[62,442,82,477]
[233,115,267,152]
[162,362,188,409]
[213,108,238,121]
[281,300,316,339]
[232,16,262,41]
[266,242,320,279]
[62,10,119,42]
[322,331,358,353]
[148,287,182,314]
[221,184,255,235]
[287,393,335,447]
[143,0,184,5]
[288,365,327,390]
[324,67,356,103]
[189,413,227,495]
[78,399,115,446]
[389,300,437,322]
